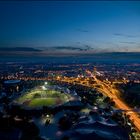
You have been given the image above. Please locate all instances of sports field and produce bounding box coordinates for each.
[16,88,71,108]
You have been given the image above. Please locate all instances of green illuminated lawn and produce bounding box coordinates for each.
[16,88,70,108]
[29,98,56,107]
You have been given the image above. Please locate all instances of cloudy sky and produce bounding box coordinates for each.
[0,1,140,53]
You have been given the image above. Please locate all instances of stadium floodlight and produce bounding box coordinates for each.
[44,82,48,85]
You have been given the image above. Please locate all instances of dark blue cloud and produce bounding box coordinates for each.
[113,33,140,38]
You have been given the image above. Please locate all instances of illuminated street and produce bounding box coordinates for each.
[55,75,140,132]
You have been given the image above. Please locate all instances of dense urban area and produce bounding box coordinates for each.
[0,60,140,140]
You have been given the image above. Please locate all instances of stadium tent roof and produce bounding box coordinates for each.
[4,80,21,84]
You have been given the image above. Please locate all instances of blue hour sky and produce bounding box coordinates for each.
[0,1,140,52]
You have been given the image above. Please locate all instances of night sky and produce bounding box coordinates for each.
[0,1,140,53]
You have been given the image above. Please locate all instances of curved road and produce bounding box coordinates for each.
[57,76,140,132]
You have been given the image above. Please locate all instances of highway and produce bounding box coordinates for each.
[56,76,140,132]
[95,77,140,132]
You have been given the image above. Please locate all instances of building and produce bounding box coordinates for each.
[3,80,23,94]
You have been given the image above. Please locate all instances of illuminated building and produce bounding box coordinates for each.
[3,80,23,94]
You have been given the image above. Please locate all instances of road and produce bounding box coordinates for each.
[56,76,140,132]
[3,75,140,132]
[95,77,140,131]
